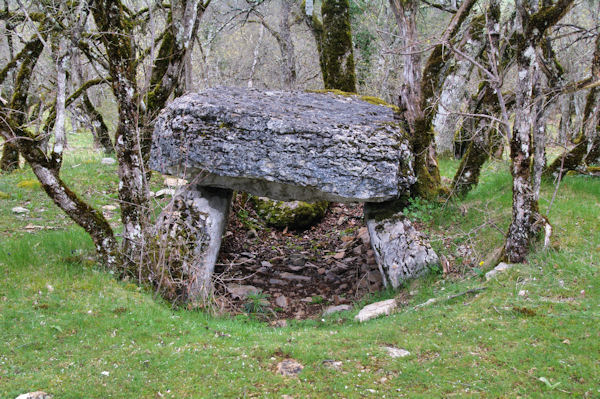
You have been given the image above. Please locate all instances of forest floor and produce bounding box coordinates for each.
[0,132,598,397]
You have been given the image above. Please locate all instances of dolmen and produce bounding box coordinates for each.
[150,87,439,301]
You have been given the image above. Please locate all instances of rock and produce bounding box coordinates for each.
[101,204,117,211]
[276,359,303,377]
[101,157,116,165]
[12,206,29,214]
[364,203,439,289]
[323,304,352,316]
[226,284,260,299]
[155,188,176,198]
[355,299,397,322]
[279,272,311,282]
[289,254,306,266]
[153,185,233,302]
[261,260,273,268]
[252,196,328,230]
[382,346,410,358]
[275,295,288,308]
[269,278,286,286]
[164,177,188,187]
[322,360,343,370]
[150,87,415,203]
[15,393,52,399]
[485,262,516,280]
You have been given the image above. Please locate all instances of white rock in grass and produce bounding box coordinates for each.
[101,157,116,165]
[485,262,515,280]
[354,299,397,322]
[382,346,410,358]
[12,206,29,214]
[15,392,53,399]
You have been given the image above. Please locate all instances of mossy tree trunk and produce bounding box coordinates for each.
[1,141,19,172]
[82,93,114,154]
[321,0,356,92]
[504,0,573,263]
[91,0,209,273]
[434,14,486,155]
[389,0,477,199]
[544,30,600,179]
[0,15,119,267]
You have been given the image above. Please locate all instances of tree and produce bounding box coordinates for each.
[503,0,573,263]
[389,0,477,198]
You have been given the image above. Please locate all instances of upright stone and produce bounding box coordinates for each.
[153,185,232,303]
[364,201,439,288]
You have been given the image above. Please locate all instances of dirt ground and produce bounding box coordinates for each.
[214,196,385,320]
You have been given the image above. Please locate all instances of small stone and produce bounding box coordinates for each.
[226,284,260,299]
[333,251,345,260]
[163,177,188,187]
[275,295,288,309]
[246,229,258,239]
[101,204,118,211]
[15,392,52,399]
[323,304,352,316]
[269,279,286,286]
[154,188,176,198]
[101,371,110,376]
[287,265,303,272]
[322,359,343,370]
[276,359,303,377]
[12,206,29,214]
[289,253,306,266]
[300,297,313,302]
[518,290,527,297]
[279,272,311,282]
[317,268,326,275]
[355,299,397,322]
[271,319,288,328]
[101,157,116,165]
[261,261,273,268]
[485,262,516,280]
[382,346,410,358]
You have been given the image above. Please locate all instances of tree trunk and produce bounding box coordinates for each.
[434,15,485,155]
[544,30,599,178]
[82,94,114,153]
[558,93,574,144]
[321,0,356,92]
[504,0,572,262]
[1,141,19,172]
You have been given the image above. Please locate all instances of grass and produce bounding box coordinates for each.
[1,135,599,397]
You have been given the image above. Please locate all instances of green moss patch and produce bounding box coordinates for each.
[251,196,328,230]
[17,179,42,190]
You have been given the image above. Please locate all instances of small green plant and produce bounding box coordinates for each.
[311,295,324,304]
[243,291,270,315]
[404,198,437,223]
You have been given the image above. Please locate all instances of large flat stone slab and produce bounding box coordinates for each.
[150,87,415,203]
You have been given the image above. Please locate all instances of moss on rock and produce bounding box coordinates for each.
[251,196,328,230]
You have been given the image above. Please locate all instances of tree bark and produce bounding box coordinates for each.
[1,141,19,172]
[321,0,356,92]
[504,0,573,263]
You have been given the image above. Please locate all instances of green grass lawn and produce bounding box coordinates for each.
[1,136,599,398]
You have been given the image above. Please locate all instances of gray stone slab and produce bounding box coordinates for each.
[150,87,415,203]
